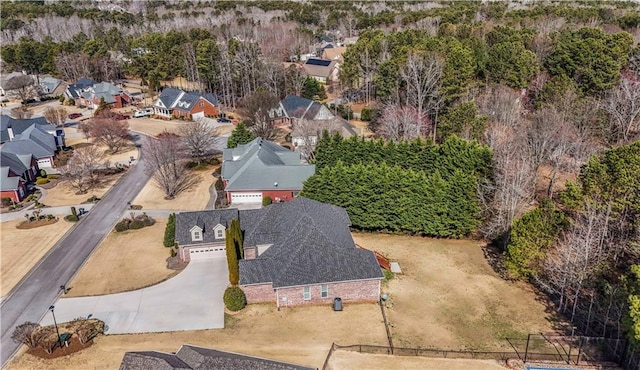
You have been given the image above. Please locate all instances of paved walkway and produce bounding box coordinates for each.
[0,204,96,222]
[41,258,228,334]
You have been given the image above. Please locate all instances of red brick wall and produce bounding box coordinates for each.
[1,189,19,203]
[243,283,276,303]
[276,279,380,307]
[189,98,219,118]
[262,190,297,203]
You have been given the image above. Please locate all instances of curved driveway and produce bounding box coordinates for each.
[40,258,227,334]
[0,137,150,367]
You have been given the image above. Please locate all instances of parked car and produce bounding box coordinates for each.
[68,113,83,119]
[133,108,154,118]
[217,117,232,123]
[113,113,131,120]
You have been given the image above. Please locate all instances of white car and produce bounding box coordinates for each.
[133,108,154,118]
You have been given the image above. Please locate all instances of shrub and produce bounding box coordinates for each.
[164,213,176,247]
[130,204,143,210]
[58,95,66,103]
[214,178,224,191]
[11,322,41,349]
[262,196,272,206]
[65,214,79,222]
[129,220,145,230]
[223,286,247,311]
[360,106,372,121]
[71,206,77,217]
[65,98,75,106]
[36,178,49,185]
[142,217,155,226]
[39,169,47,178]
[1,197,12,207]
[47,174,60,180]
[383,269,395,281]
[114,220,129,232]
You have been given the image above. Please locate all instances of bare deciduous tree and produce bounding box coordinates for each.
[84,117,130,154]
[400,51,443,121]
[10,322,42,349]
[56,52,91,82]
[603,77,640,143]
[179,119,219,164]
[70,317,105,345]
[239,90,280,141]
[5,74,37,102]
[11,106,33,119]
[43,106,68,127]
[60,145,108,194]
[378,104,430,141]
[143,132,200,199]
[292,118,342,162]
[38,327,58,354]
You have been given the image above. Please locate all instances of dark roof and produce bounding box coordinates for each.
[156,88,218,111]
[305,58,332,67]
[120,345,314,370]
[0,115,54,143]
[157,87,183,109]
[120,351,191,370]
[66,77,97,99]
[280,95,313,119]
[76,77,96,87]
[320,35,333,43]
[0,151,29,175]
[175,209,240,246]
[239,198,383,288]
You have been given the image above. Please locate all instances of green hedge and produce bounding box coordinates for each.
[223,286,247,311]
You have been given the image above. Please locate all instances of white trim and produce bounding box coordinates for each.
[303,286,311,300]
[321,284,328,298]
[240,277,383,288]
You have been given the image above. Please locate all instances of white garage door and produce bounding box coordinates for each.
[189,246,226,260]
[192,111,205,120]
[231,192,263,204]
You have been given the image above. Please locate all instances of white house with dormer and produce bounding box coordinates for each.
[153,87,219,121]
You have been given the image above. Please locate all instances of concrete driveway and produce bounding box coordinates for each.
[41,257,228,334]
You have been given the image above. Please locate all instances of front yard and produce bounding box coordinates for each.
[7,303,387,369]
[65,219,176,297]
[0,220,74,296]
[352,233,559,351]
[132,169,215,210]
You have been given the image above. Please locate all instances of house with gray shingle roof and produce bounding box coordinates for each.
[1,124,57,168]
[39,76,66,97]
[0,151,38,202]
[173,198,383,306]
[153,87,219,121]
[221,137,315,205]
[66,78,131,109]
[120,344,315,370]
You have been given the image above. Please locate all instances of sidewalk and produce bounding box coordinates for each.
[0,204,95,222]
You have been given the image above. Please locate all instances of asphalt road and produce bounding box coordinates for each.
[0,138,150,367]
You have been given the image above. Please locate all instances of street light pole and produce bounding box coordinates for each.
[49,305,62,348]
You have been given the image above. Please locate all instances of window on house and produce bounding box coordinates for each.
[216,229,224,239]
[321,284,328,298]
[199,101,204,107]
[303,286,311,300]
[192,230,202,241]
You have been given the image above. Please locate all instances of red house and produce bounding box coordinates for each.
[1,152,38,203]
[67,79,131,110]
[153,87,219,120]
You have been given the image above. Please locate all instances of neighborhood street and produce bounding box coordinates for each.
[0,137,150,367]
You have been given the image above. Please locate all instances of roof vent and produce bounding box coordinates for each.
[274,182,278,187]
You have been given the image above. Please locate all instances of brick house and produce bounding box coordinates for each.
[66,78,131,109]
[0,152,38,202]
[174,198,383,307]
[153,87,219,120]
[221,137,315,205]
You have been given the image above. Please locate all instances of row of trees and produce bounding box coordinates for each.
[504,142,640,356]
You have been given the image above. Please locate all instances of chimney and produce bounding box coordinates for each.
[7,126,14,141]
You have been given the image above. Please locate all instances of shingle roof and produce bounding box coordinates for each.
[66,77,96,99]
[0,115,54,143]
[120,345,314,370]
[155,88,218,111]
[2,124,56,160]
[120,351,191,370]
[221,138,315,192]
[174,92,201,112]
[0,152,28,176]
[0,166,21,191]
[40,77,62,94]
[239,197,383,288]
[175,209,240,246]
[302,59,336,78]
[280,95,313,119]
[291,116,357,139]
[156,87,183,108]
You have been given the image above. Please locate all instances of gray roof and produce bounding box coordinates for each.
[120,351,191,370]
[1,115,54,143]
[0,151,29,177]
[156,88,218,111]
[66,77,96,99]
[239,197,383,288]
[221,138,315,192]
[302,59,336,78]
[120,345,314,370]
[0,166,21,191]
[157,87,183,109]
[291,116,357,139]
[175,209,240,246]
[40,77,62,94]
[2,124,56,160]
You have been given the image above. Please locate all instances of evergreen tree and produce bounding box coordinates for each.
[227,123,255,148]
[163,213,176,247]
[225,227,239,285]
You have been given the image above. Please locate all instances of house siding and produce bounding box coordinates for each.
[226,190,297,204]
[242,279,381,307]
[243,283,276,303]
[275,279,380,307]
[188,98,218,119]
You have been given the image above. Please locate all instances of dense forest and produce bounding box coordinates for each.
[1,0,640,367]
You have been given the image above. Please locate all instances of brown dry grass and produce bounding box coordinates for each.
[7,303,388,369]
[0,220,74,296]
[327,350,509,370]
[352,233,559,351]
[128,118,181,136]
[42,173,125,207]
[133,170,214,210]
[66,219,176,297]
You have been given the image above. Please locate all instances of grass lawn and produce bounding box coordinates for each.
[326,350,509,369]
[0,220,74,296]
[353,233,559,351]
[132,169,215,210]
[128,118,181,136]
[65,219,176,297]
[41,172,125,207]
[7,303,388,369]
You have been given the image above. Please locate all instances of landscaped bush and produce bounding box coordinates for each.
[1,197,12,207]
[130,204,143,210]
[129,220,145,230]
[47,174,60,180]
[65,214,79,222]
[36,178,49,185]
[214,178,224,191]
[223,286,247,312]
[39,169,47,178]
[262,196,272,206]
[114,220,129,232]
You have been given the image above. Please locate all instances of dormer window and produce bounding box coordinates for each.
[190,226,203,242]
[216,229,224,239]
[213,224,226,240]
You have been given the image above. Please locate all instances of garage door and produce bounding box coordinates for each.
[231,192,263,204]
[192,111,205,120]
[189,246,226,260]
